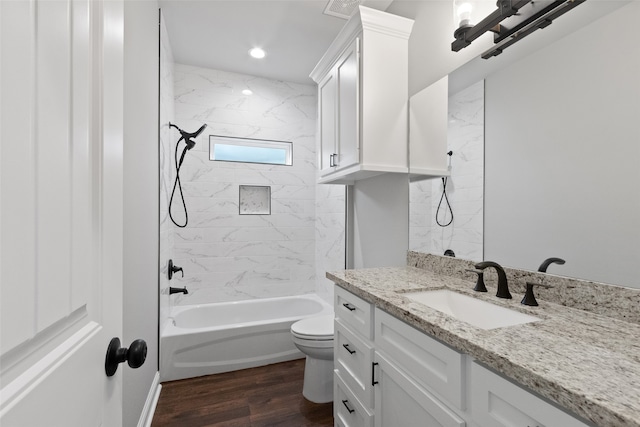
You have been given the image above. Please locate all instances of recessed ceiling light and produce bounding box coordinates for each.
[242,89,253,96]
[249,47,266,59]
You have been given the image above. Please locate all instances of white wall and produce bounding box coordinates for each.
[123,1,159,425]
[386,0,493,96]
[168,64,319,304]
[353,173,409,268]
[484,1,640,288]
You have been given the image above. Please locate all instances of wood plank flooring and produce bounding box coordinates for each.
[152,359,334,427]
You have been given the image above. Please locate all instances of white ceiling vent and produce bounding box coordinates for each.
[324,0,366,20]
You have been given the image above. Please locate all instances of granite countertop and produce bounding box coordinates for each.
[328,266,640,427]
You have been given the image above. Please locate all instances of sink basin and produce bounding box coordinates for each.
[403,289,541,330]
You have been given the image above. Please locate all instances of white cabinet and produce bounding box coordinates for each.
[335,370,374,427]
[311,6,414,184]
[334,287,375,426]
[471,362,590,427]
[373,353,465,427]
[335,321,374,407]
[319,70,336,174]
[375,308,464,410]
[409,76,451,181]
[335,287,466,427]
[334,285,594,427]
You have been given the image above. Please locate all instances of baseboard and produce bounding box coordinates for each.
[137,372,162,427]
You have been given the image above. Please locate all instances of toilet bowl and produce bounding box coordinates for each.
[290,314,334,403]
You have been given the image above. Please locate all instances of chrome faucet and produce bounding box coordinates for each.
[474,261,512,299]
[169,287,188,295]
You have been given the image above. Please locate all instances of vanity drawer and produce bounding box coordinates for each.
[335,370,374,427]
[374,308,464,410]
[471,362,589,427]
[335,286,374,340]
[335,320,375,407]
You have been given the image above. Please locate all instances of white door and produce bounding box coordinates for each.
[0,1,125,426]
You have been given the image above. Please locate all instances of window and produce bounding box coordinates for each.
[209,135,293,166]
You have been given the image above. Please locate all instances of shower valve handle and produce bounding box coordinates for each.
[168,259,184,280]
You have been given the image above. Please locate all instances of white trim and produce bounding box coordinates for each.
[137,372,162,427]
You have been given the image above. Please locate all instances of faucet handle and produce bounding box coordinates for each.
[522,281,552,306]
[168,259,184,280]
[465,269,487,293]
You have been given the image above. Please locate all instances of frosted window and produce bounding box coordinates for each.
[210,135,292,166]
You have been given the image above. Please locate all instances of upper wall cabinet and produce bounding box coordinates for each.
[409,76,451,181]
[311,7,414,184]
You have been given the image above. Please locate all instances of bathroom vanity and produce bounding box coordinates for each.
[330,260,640,427]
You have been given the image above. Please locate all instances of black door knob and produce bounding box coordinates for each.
[105,337,147,377]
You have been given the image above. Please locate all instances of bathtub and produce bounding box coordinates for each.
[160,294,333,382]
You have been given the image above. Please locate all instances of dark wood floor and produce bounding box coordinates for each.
[152,359,334,427]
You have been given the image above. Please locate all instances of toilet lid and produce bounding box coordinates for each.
[291,314,334,340]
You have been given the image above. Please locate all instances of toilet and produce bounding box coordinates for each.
[290,314,335,403]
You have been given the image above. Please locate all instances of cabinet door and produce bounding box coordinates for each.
[374,353,466,427]
[471,362,589,427]
[335,38,360,171]
[335,370,374,427]
[375,308,464,410]
[319,70,337,175]
[335,320,375,407]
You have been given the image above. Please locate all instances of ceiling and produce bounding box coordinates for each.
[158,0,394,86]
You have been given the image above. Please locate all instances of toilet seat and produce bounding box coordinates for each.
[291,314,334,341]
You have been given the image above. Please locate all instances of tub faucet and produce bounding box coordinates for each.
[474,261,512,299]
[169,287,188,295]
[538,257,565,272]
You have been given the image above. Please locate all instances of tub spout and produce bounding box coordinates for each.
[169,287,188,295]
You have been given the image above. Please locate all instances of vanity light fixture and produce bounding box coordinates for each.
[452,0,586,58]
[248,47,266,59]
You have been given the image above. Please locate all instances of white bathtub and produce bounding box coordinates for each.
[160,294,333,382]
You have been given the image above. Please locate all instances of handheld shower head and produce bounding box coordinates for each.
[169,123,207,150]
[168,122,207,228]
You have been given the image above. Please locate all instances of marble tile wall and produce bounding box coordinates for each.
[315,184,346,304]
[168,64,323,304]
[409,80,484,261]
[159,15,174,327]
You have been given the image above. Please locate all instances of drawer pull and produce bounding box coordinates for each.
[342,343,356,355]
[342,399,355,414]
[372,362,379,386]
[342,303,356,311]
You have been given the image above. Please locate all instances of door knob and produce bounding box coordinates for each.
[105,337,147,377]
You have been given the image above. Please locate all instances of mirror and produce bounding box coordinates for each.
[409,80,484,262]
[409,1,639,289]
